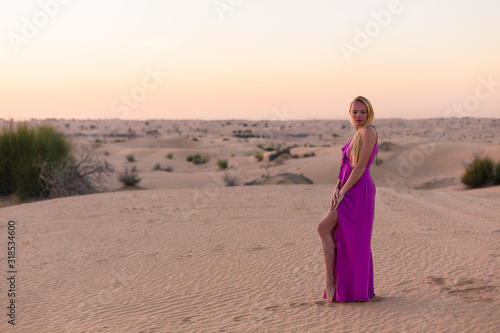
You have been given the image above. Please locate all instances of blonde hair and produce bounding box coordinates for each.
[349,96,375,167]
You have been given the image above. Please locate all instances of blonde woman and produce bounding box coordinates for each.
[317,96,378,303]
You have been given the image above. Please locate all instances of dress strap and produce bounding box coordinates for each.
[369,125,378,143]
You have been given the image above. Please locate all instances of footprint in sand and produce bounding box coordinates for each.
[425,276,498,302]
[264,305,280,311]
[182,315,196,323]
[247,246,266,252]
[233,314,249,322]
[289,302,311,308]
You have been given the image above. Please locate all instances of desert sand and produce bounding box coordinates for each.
[0,117,499,332]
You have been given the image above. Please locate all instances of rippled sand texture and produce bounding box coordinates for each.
[1,184,499,332]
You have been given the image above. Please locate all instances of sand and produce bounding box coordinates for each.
[0,117,499,332]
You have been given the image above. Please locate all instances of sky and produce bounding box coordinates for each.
[1,0,499,121]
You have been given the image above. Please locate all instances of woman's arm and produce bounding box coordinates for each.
[336,127,377,200]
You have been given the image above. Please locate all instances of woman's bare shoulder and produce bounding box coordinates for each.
[362,126,377,145]
[362,125,377,137]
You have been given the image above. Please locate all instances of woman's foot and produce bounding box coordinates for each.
[325,282,336,304]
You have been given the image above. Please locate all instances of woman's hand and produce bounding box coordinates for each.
[329,187,340,210]
[330,189,345,211]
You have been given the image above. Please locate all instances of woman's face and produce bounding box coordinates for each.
[349,100,368,128]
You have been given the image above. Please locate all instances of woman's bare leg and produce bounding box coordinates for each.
[317,209,339,304]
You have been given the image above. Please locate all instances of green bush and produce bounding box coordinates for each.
[118,166,141,186]
[257,144,275,151]
[255,152,264,161]
[269,146,290,162]
[217,159,228,169]
[494,162,500,185]
[461,156,494,188]
[187,154,209,165]
[126,154,135,162]
[153,163,173,172]
[193,153,209,165]
[0,121,71,199]
[166,153,173,159]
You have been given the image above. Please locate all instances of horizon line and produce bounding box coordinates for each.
[1,116,498,122]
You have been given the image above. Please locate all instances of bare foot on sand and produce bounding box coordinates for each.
[325,282,336,304]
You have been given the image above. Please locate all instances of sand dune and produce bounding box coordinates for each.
[0,117,499,331]
[0,185,498,332]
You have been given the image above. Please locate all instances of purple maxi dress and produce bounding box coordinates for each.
[323,130,377,302]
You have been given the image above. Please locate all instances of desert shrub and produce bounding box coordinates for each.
[119,165,141,186]
[153,163,173,172]
[255,152,264,161]
[222,172,239,186]
[332,133,340,137]
[166,153,174,159]
[126,154,135,162]
[494,162,500,185]
[187,153,209,165]
[0,121,71,199]
[38,145,112,198]
[257,144,275,151]
[194,154,209,164]
[217,159,228,169]
[461,156,494,188]
[269,146,291,162]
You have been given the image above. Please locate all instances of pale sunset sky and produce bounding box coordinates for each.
[1,0,499,120]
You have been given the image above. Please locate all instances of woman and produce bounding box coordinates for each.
[317,96,378,303]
